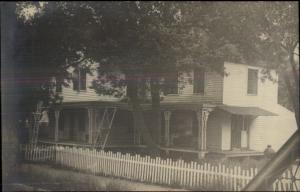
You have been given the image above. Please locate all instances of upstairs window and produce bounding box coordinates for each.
[164,72,178,94]
[193,68,205,94]
[73,68,87,91]
[247,68,258,95]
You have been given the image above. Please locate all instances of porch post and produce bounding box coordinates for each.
[163,111,172,148]
[196,108,211,159]
[202,109,210,151]
[54,109,60,142]
[87,108,95,145]
[196,110,202,152]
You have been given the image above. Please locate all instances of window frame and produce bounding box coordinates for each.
[193,68,205,94]
[72,68,87,92]
[247,68,258,95]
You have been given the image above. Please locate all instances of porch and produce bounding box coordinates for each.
[40,101,216,159]
[40,101,276,159]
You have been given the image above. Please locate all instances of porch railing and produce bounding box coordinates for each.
[21,144,298,191]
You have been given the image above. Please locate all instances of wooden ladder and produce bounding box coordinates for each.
[94,107,117,150]
[30,102,43,146]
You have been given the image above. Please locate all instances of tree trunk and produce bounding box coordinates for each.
[283,72,299,128]
[150,78,162,145]
[1,2,21,188]
[127,75,158,150]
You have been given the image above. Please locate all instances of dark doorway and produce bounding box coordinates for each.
[231,115,242,149]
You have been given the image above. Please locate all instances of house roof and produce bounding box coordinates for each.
[218,105,278,116]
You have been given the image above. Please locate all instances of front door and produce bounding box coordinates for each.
[231,115,250,150]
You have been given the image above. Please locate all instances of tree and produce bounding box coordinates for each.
[15,2,98,119]
[2,2,21,186]
[15,2,249,150]
[82,2,184,148]
[16,2,298,152]
[15,2,181,149]
[77,2,241,149]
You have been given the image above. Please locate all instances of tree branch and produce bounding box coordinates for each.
[63,57,87,69]
[280,43,289,51]
[292,40,299,50]
[288,51,299,91]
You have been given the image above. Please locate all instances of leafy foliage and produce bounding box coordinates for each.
[15,1,298,130]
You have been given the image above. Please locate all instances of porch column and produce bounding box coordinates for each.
[87,108,95,145]
[163,111,172,148]
[196,108,211,158]
[54,109,60,142]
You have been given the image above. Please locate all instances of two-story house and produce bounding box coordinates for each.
[40,62,298,159]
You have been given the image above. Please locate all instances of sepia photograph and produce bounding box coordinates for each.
[1,1,299,191]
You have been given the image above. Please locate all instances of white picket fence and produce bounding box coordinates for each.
[22,144,297,191]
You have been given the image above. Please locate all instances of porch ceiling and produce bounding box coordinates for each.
[218,105,278,116]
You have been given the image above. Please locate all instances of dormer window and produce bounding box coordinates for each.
[73,68,86,91]
[247,68,258,95]
[193,68,205,94]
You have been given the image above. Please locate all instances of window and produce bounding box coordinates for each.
[193,68,205,94]
[164,72,178,94]
[73,68,86,91]
[247,68,258,95]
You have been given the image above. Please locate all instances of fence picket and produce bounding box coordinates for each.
[107,150,111,175]
[150,157,154,183]
[194,163,199,188]
[233,166,236,191]
[188,162,192,188]
[241,169,245,189]
[208,163,212,188]
[166,159,170,185]
[155,157,159,183]
[123,153,128,178]
[163,159,167,184]
[21,144,298,191]
[129,153,133,179]
[145,156,149,182]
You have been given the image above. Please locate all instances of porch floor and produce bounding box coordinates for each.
[38,139,141,149]
[208,149,264,158]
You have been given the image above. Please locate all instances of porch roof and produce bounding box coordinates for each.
[218,105,278,116]
[54,101,216,111]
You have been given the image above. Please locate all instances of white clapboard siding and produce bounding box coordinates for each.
[22,144,297,191]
